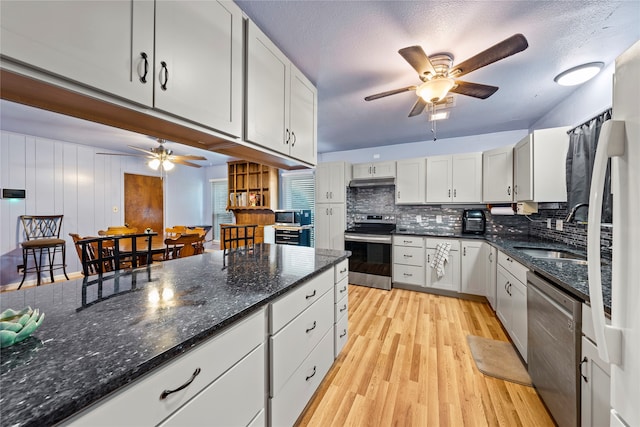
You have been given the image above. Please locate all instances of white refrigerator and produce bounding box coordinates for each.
[587,39,640,427]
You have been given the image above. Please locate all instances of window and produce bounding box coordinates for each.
[211,179,233,242]
[280,170,315,245]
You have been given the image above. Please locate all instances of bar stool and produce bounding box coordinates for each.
[221,224,257,254]
[19,215,69,289]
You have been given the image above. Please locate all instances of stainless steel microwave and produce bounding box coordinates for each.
[274,209,311,226]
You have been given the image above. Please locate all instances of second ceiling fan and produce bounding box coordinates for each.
[365,34,529,117]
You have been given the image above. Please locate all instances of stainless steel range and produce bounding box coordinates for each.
[344,214,395,290]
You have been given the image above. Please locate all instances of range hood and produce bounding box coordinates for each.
[348,177,396,187]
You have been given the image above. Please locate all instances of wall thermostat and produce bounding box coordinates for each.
[1,188,26,199]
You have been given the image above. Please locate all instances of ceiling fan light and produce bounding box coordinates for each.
[554,62,604,86]
[162,159,175,171]
[148,158,160,170]
[417,77,455,103]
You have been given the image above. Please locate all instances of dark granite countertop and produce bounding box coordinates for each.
[393,230,612,312]
[0,244,349,427]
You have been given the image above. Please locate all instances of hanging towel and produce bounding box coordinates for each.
[430,242,451,279]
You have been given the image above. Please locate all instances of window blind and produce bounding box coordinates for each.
[211,180,233,242]
[280,170,315,245]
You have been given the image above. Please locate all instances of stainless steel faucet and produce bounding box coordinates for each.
[565,203,589,222]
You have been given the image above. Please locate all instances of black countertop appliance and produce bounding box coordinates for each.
[462,209,486,234]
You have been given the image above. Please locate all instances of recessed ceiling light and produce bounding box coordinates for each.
[429,111,449,121]
[554,62,604,86]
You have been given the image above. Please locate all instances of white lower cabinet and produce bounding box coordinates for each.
[63,307,267,426]
[425,238,460,292]
[460,240,487,296]
[496,252,528,361]
[581,304,612,427]
[334,259,349,357]
[486,245,498,310]
[392,236,426,287]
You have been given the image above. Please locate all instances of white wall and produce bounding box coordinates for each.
[0,130,208,285]
[318,129,528,163]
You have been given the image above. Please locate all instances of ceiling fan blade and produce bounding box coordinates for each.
[96,152,149,157]
[408,98,427,117]
[398,46,436,79]
[127,145,154,155]
[171,158,202,168]
[364,86,416,101]
[450,34,528,78]
[170,154,207,161]
[450,80,499,99]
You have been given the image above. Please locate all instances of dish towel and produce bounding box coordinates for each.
[430,242,451,279]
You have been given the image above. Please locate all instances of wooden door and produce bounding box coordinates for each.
[124,173,163,240]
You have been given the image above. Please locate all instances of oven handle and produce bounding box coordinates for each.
[344,234,392,244]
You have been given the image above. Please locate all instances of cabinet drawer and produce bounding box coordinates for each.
[393,235,424,248]
[65,308,266,426]
[497,251,528,284]
[335,292,349,322]
[270,268,333,333]
[334,277,348,302]
[335,259,349,283]
[270,328,334,427]
[334,313,348,358]
[393,245,425,266]
[270,290,333,396]
[426,238,460,250]
[160,343,265,426]
[393,264,425,286]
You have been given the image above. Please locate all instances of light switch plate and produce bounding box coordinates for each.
[436,215,442,223]
[547,218,552,229]
[555,219,563,231]
[416,215,422,222]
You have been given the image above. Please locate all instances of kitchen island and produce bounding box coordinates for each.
[0,244,350,427]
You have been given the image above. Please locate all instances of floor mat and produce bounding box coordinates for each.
[466,335,532,386]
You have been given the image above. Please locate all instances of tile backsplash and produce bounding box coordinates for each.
[346,186,612,258]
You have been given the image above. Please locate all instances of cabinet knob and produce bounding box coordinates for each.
[139,52,149,83]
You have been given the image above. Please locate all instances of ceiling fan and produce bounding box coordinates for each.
[97,139,207,170]
[364,34,529,117]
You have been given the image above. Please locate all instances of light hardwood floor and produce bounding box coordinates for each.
[296,285,554,427]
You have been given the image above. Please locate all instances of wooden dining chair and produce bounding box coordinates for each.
[164,234,205,260]
[18,215,69,288]
[98,226,138,236]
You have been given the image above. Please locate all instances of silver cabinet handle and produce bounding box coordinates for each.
[160,368,201,400]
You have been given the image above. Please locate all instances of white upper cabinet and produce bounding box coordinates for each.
[154,1,243,137]
[246,20,317,165]
[352,161,396,179]
[426,153,482,203]
[1,0,244,137]
[316,162,350,204]
[0,0,155,106]
[483,145,514,203]
[395,158,426,204]
[514,127,570,202]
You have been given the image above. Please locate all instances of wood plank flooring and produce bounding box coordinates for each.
[296,285,554,427]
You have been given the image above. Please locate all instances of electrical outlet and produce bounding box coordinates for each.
[436,215,442,224]
[547,218,552,229]
[416,215,422,222]
[555,219,563,231]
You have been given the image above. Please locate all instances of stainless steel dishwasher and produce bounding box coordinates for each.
[527,271,582,427]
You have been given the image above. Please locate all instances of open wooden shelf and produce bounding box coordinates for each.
[227,160,278,210]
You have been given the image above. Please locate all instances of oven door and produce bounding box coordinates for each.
[344,234,392,290]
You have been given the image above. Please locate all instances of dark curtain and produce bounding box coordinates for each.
[565,109,613,222]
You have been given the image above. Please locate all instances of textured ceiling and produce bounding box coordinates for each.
[1,1,639,162]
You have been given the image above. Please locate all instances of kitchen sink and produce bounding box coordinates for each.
[513,246,589,264]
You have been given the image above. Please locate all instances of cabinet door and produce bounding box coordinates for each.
[352,163,373,179]
[0,0,154,106]
[371,161,396,178]
[289,66,317,164]
[514,135,533,201]
[246,20,289,154]
[461,241,486,296]
[483,145,514,203]
[316,162,346,204]
[154,0,243,137]
[496,266,511,327]
[452,153,482,202]
[315,206,331,249]
[485,246,497,311]
[426,248,460,291]
[328,204,345,251]
[395,158,425,204]
[315,164,332,202]
[510,278,528,361]
[426,155,452,203]
[581,337,611,427]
